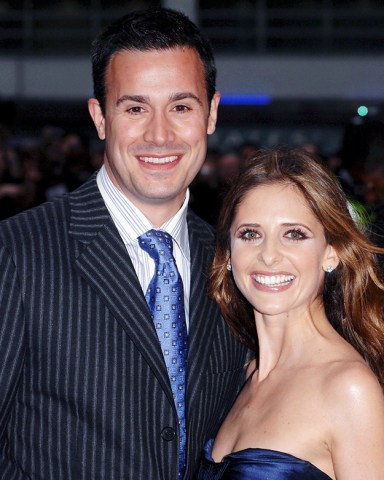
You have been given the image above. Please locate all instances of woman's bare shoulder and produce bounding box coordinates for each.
[322,356,384,435]
[245,358,257,380]
[322,359,384,478]
[323,354,382,401]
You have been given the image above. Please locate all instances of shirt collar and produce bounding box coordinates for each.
[96,165,190,261]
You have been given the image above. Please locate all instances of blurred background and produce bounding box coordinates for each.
[0,0,383,243]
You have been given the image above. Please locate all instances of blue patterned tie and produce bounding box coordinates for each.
[138,229,188,477]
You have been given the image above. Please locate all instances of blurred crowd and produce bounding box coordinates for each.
[0,120,383,251]
[0,124,103,220]
[190,120,384,253]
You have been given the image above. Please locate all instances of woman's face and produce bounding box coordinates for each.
[230,183,338,318]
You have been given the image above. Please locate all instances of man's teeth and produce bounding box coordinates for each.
[254,275,294,286]
[140,155,178,164]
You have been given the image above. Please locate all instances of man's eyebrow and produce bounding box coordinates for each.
[115,92,204,108]
[169,92,203,106]
[116,94,149,107]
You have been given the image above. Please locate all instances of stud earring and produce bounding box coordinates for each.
[226,262,232,271]
[327,265,334,273]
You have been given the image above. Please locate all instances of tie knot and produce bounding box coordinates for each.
[138,229,174,263]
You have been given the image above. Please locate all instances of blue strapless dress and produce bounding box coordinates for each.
[196,439,333,479]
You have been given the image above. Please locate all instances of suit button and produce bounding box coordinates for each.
[161,427,176,441]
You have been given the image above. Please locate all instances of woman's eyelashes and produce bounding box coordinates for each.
[285,228,309,241]
[237,228,260,242]
[237,226,310,242]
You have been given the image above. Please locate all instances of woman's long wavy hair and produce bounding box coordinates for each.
[210,147,384,387]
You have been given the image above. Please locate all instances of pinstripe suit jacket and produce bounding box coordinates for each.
[0,175,248,480]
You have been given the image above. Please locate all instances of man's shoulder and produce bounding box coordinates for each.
[187,208,216,242]
[0,174,100,245]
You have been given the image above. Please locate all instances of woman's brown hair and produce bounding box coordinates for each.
[210,146,384,386]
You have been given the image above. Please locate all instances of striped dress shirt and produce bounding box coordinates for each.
[97,166,191,327]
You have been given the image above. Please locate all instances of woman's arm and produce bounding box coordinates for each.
[329,363,384,479]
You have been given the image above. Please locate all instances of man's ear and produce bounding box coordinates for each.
[88,98,106,140]
[207,92,221,135]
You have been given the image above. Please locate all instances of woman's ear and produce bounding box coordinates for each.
[322,245,340,272]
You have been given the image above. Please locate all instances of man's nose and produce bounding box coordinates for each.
[143,111,175,145]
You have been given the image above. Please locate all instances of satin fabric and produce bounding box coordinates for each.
[196,439,333,479]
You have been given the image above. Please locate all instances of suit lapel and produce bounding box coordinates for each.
[67,181,221,410]
[186,211,221,405]
[68,177,173,402]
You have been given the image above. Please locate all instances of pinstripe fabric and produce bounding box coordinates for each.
[97,166,191,327]
[0,175,249,479]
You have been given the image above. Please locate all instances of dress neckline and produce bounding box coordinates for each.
[204,439,333,480]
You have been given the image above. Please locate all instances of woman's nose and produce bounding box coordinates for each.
[257,238,282,266]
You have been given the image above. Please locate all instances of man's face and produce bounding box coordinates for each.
[88,47,220,220]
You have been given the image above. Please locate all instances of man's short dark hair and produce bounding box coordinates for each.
[91,7,217,112]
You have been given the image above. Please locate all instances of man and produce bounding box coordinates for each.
[0,8,248,479]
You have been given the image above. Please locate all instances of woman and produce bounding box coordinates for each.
[197,147,384,479]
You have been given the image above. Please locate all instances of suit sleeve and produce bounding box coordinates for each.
[0,241,25,439]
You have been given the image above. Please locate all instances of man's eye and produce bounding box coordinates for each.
[127,106,144,114]
[173,105,191,112]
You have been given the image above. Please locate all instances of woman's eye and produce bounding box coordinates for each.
[286,229,307,240]
[240,230,259,241]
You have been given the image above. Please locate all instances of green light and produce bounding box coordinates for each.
[357,105,369,117]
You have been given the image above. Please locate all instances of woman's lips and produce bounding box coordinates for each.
[251,273,295,292]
